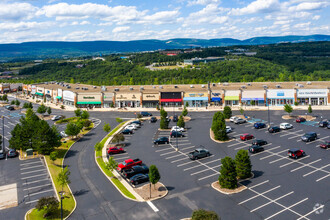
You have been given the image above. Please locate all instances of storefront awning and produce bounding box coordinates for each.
[35,92,44,96]
[160,99,182,102]
[224,96,239,101]
[183,97,208,101]
[77,101,102,105]
[211,97,222,102]
[241,98,264,101]
[56,96,62,99]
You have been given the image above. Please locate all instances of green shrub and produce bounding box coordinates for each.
[192,209,219,220]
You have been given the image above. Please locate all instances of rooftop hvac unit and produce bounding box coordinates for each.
[75,87,80,89]
[241,86,246,89]
[201,85,205,88]
[307,81,312,85]
[152,86,156,89]
[93,86,97,89]
[45,82,48,85]
[299,84,304,88]
[67,86,71,89]
[212,83,216,86]
[263,85,268,89]
[174,85,178,88]
[275,85,281,88]
[190,85,194,88]
[129,87,133,90]
[159,86,163,89]
[114,88,119,91]
[296,83,299,86]
[101,86,107,91]
[247,83,252,86]
[223,83,229,86]
[140,86,144,90]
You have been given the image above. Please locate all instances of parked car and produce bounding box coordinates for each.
[121,129,133,134]
[240,133,254,141]
[252,139,268,146]
[150,117,157,123]
[230,116,238,122]
[301,132,317,142]
[328,123,330,129]
[122,165,149,179]
[170,130,184,138]
[319,141,330,149]
[171,126,184,132]
[7,149,18,158]
[280,123,293,130]
[107,147,125,155]
[319,120,328,127]
[5,105,14,111]
[154,137,169,145]
[130,122,140,128]
[173,115,178,122]
[249,145,264,154]
[166,116,171,123]
[296,117,306,123]
[234,118,246,124]
[117,158,142,172]
[268,126,281,133]
[288,148,306,159]
[188,148,210,160]
[0,150,5,159]
[130,173,149,185]
[51,115,62,121]
[226,126,232,133]
[131,121,141,126]
[60,131,68,137]
[125,124,138,130]
[254,122,266,129]
[140,112,152,117]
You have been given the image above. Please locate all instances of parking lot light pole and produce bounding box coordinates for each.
[265,88,270,127]
[59,191,65,220]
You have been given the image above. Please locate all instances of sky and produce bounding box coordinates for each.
[0,0,329,43]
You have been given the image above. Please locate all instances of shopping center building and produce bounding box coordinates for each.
[21,81,330,108]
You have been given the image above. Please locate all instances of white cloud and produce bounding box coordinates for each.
[187,0,220,6]
[0,3,37,21]
[138,10,180,25]
[0,21,54,32]
[312,15,320,20]
[274,20,291,25]
[231,0,280,15]
[112,26,130,33]
[288,2,329,12]
[293,21,311,28]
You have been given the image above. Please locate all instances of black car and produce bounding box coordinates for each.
[5,105,14,111]
[150,117,157,123]
[121,129,133,134]
[301,132,317,142]
[0,150,5,159]
[319,120,328,127]
[268,126,280,133]
[131,120,141,125]
[130,173,149,185]
[154,137,169,145]
[170,130,184,138]
[252,139,268,146]
[7,149,18,158]
[249,145,264,154]
[140,112,152,117]
[173,115,178,122]
[254,123,266,129]
[122,165,149,179]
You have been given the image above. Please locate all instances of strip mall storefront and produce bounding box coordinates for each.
[266,89,294,106]
[63,90,75,106]
[183,92,208,107]
[160,92,182,107]
[77,93,102,108]
[103,93,114,108]
[242,90,265,106]
[35,87,44,100]
[297,89,328,106]
[224,90,240,106]
[142,93,159,108]
[31,85,36,97]
[115,93,141,108]
[45,89,52,102]
[210,91,222,106]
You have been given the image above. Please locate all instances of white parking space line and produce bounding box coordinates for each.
[4,124,10,128]
[25,199,40,205]
[250,146,281,157]
[303,164,330,177]
[288,135,300,140]
[155,147,172,152]
[112,153,128,156]
[179,146,195,151]
[23,183,52,191]
[183,158,222,171]
[165,154,184,160]
[21,169,47,175]
[21,173,48,180]
[316,173,330,182]
[297,204,325,220]
[250,191,294,212]
[7,132,11,135]
[20,161,42,166]
[20,165,44,170]
[279,156,313,168]
[171,157,189,163]
[160,151,177,156]
[24,189,54,197]
[234,144,250,150]
[22,178,49,185]
[259,149,288,160]
[4,136,9,140]
[147,201,159,212]
[114,156,130,161]
[176,143,192,146]
[227,142,241,148]
[269,157,289,164]
[264,198,309,220]
[248,180,269,189]
[198,172,219,181]
[190,164,222,176]
[177,155,215,167]
[239,185,281,205]
[280,130,303,137]
[8,122,15,126]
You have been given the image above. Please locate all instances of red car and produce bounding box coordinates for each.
[296,117,306,123]
[117,158,142,172]
[107,147,125,155]
[319,141,330,149]
[240,133,254,141]
[288,148,306,159]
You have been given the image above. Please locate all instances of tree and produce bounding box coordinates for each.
[182,106,188,116]
[103,123,111,133]
[192,209,219,220]
[239,108,244,115]
[294,101,299,106]
[23,102,30,108]
[116,118,123,123]
[15,99,20,107]
[28,102,33,108]
[218,157,237,189]
[74,108,82,117]
[211,112,228,141]
[105,156,118,172]
[160,107,168,118]
[160,117,168,129]
[81,110,89,119]
[11,100,15,105]
[47,107,52,115]
[112,133,125,144]
[70,78,75,84]
[185,102,189,107]
[60,105,65,109]
[94,142,103,152]
[235,150,252,179]
[84,120,92,128]
[284,104,293,116]
[37,104,47,116]
[223,106,232,119]
[65,122,80,138]
[177,115,185,128]
[35,197,59,218]
[3,94,8,102]
[49,151,58,164]
[308,104,312,114]
[57,166,71,192]
[149,165,161,197]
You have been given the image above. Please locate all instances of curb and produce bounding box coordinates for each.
[211,172,254,195]
[143,182,169,202]
[209,128,234,143]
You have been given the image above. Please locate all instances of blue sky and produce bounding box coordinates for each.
[0,0,329,43]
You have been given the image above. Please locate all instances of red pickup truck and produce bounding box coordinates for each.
[117,158,142,172]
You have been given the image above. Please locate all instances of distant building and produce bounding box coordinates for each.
[92,57,105,61]
[159,50,182,56]
[183,49,203,53]
[0,71,13,75]
[184,57,225,65]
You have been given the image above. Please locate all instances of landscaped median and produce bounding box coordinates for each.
[25,122,94,220]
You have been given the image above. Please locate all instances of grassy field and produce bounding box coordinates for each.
[26,124,93,220]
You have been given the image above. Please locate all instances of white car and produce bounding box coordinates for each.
[280,123,293,130]
[226,126,232,133]
[171,126,184,132]
[52,115,62,121]
[60,131,68,137]
[234,118,246,124]
[230,116,239,122]
[125,124,138,130]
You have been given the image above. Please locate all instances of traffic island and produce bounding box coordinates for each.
[211,172,254,195]
[282,115,316,121]
[134,182,168,201]
[209,129,234,143]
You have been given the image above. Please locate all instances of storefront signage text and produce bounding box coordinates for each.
[277,92,284,96]
[189,93,205,97]
[83,96,95,99]
[212,93,221,97]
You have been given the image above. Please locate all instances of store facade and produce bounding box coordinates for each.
[297,89,328,105]
[142,93,159,108]
[210,91,222,106]
[224,90,240,106]
[266,89,294,106]
[103,93,114,108]
[160,92,182,107]
[77,93,102,108]
[45,89,52,102]
[183,92,208,107]
[63,90,75,106]
[56,89,63,104]
[35,86,44,100]
[242,90,265,106]
[115,93,141,108]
